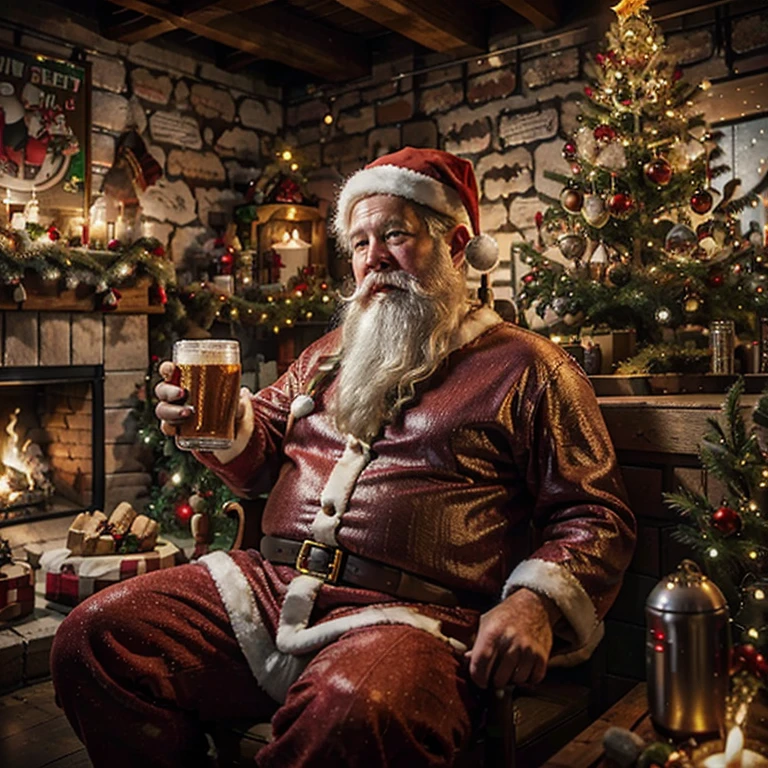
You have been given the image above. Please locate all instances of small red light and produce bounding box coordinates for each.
[653,630,665,641]
[654,643,665,653]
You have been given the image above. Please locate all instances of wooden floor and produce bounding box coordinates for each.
[0,680,91,768]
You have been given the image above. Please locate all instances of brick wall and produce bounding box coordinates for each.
[0,310,151,514]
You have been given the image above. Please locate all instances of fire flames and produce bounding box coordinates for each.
[0,408,52,508]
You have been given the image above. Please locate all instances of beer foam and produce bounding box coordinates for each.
[174,340,240,366]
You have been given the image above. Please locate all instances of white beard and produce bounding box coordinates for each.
[331,248,468,443]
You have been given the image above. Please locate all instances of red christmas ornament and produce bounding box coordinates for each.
[107,238,121,251]
[673,67,683,82]
[152,245,166,258]
[644,157,673,186]
[608,192,633,217]
[220,251,235,275]
[47,225,61,242]
[731,644,768,682]
[711,505,741,536]
[584,86,594,98]
[562,141,577,160]
[708,272,724,287]
[153,284,168,305]
[522,272,537,284]
[594,124,617,143]
[690,189,713,215]
[534,211,544,229]
[175,502,194,524]
[595,52,606,66]
[100,288,122,312]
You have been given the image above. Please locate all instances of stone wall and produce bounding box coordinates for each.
[0,1,283,278]
[283,2,768,299]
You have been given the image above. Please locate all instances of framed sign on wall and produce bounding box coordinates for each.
[0,45,90,226]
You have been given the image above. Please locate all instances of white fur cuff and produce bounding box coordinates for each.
[502,558,599,652]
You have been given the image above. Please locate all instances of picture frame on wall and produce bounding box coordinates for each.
[0,44,90,227]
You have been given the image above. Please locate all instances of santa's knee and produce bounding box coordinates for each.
[51,582,136,694]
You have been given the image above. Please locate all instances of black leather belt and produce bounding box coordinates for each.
[260,535,458,607]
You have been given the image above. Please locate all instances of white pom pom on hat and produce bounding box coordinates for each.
[334,147,500,273]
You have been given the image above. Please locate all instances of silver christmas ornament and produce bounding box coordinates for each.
[664,223,697,258]
[557,232,587,262]
[13,282,27,303]
[646,560,729,739]
[582,195,610,228]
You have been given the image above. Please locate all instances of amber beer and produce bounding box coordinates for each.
[173,339,241,450]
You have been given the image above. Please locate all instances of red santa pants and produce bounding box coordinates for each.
[50,554,478,767]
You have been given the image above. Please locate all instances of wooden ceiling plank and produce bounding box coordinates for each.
[496,0,560,31]
[101,15,176,43]
[335,0,485,52]
[107,0,368,80]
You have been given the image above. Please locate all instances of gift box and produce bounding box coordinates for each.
[41,540,181,606]
[0,561,35,621]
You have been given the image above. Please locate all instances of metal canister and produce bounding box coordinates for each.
[709,320,735,374]
[645,559,730,739]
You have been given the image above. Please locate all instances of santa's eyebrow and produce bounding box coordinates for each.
[349,216,411,242]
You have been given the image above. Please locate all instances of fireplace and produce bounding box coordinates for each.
[0,365,105,526]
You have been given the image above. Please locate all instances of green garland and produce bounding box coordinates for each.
[0,227,175,291]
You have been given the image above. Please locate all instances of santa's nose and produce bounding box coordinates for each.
[364,239,394,272]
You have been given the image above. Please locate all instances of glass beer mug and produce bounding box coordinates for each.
[172,339,241,450]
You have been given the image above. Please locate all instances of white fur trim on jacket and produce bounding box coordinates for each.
[313,436,371,546]
[211,388,255,465]
[200,551,308,703]
[334,164,471,237]
[502,558,603,664]
[276,574,467,655]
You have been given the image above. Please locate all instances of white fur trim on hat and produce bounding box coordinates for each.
[334,164,471,236]
[465,233,499,273]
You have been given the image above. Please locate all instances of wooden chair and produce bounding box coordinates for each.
[210,500,604,768]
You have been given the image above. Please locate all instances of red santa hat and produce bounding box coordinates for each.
[334,147,500,273]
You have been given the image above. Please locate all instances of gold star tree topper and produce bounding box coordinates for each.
[611,0,649,20]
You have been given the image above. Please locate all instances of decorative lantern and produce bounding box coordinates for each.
[646,560,730,739]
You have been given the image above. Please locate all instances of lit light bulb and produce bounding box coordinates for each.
[755,589,765,600]
[324,113,333,125]
[172,472,182,484]
[282,150,293,161]
[709,547,719,558]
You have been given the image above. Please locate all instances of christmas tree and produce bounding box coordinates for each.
[666,379,768,660]
[518,0,767,351]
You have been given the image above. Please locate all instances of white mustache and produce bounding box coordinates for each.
[343,271,421,303]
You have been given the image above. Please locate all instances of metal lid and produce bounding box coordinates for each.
[646,560,728,614]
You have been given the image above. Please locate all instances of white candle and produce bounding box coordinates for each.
[701,727,768,768]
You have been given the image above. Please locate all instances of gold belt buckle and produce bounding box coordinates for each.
[296,540,343,583]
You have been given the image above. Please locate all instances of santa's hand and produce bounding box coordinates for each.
[155,361,192,436]
[467,588,559,689]
[155,361,249,437]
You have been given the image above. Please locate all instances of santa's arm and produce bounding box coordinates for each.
[503,357,636,663]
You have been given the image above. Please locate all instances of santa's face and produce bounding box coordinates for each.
[347,195,444,296]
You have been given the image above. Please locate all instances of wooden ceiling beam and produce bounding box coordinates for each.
[101,15,175,43]
[496,0,561,31]
[102,0,275,43]
[335,0,485,53]
[106,0,369,80]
